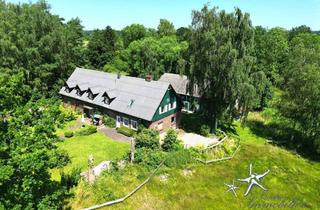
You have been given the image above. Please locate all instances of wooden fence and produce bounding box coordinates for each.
[83,160,165,210]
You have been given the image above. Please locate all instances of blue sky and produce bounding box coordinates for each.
[6,0,320,30]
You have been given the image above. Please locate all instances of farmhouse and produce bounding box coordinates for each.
[159,73,200,113]
[59,67,182,131]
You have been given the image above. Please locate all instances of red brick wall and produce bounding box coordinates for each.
[148,111,181,133]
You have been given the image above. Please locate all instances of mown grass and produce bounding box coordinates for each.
[52,127,130,181]
[70,118,320,210]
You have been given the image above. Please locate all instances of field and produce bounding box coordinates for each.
[70,112,320,210]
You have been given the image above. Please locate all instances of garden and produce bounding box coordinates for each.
[50,106,320,210]
[51,106,130,181]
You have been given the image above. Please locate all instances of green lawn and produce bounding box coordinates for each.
[51,131,130,181]
[69,114,320,210]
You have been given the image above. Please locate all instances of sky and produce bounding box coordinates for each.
[6,0,320,31]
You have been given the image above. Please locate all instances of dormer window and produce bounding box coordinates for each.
[102,93,110,105]
[88,91,94,100]
[76,87,82,96]
[65,86,71,93]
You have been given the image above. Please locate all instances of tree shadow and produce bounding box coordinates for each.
[244,118,319,161]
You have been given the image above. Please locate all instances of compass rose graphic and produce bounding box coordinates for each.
[238,163,270,196]
[225,180,238,197]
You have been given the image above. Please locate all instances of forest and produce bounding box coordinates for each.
[0,1,319,209]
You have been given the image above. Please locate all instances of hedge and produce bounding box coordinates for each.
[116,126,135,137]
[103,115,116,128]
[75,125,97,136]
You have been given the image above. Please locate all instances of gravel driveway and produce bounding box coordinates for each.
[179,132,219,148]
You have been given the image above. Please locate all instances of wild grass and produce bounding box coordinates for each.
[70,121,320,210]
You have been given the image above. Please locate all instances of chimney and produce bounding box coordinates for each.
[145,75,152,82]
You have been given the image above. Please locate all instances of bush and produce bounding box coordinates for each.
[135,128,160,149]
[76,125,97,136]
[103,115,116,128]
[162,129,183,151]
[60,167,81,189]
[134,148,166,168]
[116,126,135,137]
[64,130,74,138]
[200,125,210,137]
[59,105,76,122]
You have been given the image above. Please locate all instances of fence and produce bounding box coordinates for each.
[83,160,165,210]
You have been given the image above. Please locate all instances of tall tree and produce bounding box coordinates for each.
[288,25,312,41]
[86,26,117,68]
[125,36,188,79]
[254,27,289,85]
[279,33,320,154]
[157,19,175,37]
[121,24,147,47]
[189,5,266,129]
[0,1,85,96]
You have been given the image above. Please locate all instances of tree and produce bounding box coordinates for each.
[0,1,85,96]
[254,27,289,85]
[0,99,70,209]
[279,33,320,154]
[189,5,265,130]
[288,25,311,41]
[86,26,117,68]
[122,24,147,47]
[157,19,175,37]
[176,27,191,42]
[162,129,182,151]
[125,36,188,79]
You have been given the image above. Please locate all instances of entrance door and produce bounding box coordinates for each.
[116,116,121,128]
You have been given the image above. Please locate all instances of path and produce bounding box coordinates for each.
[98,126,131,143]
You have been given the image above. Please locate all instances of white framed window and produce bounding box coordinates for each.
[164,104,168,112]
[123,117,129,127]
[169,101,176,110]
[131,120,138,130]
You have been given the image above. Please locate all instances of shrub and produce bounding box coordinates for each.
[135,128,160,149]
[76,125,97,136]
[134,148,166,168]
[60,105,76,122]
[103,115,116,128]
[64,130,74,138]
[200,125,210,137]
[116,126,135,137]
[162,129,183,151]
[60,167,81,189]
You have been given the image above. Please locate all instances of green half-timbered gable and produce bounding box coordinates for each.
[152,86,182,122]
